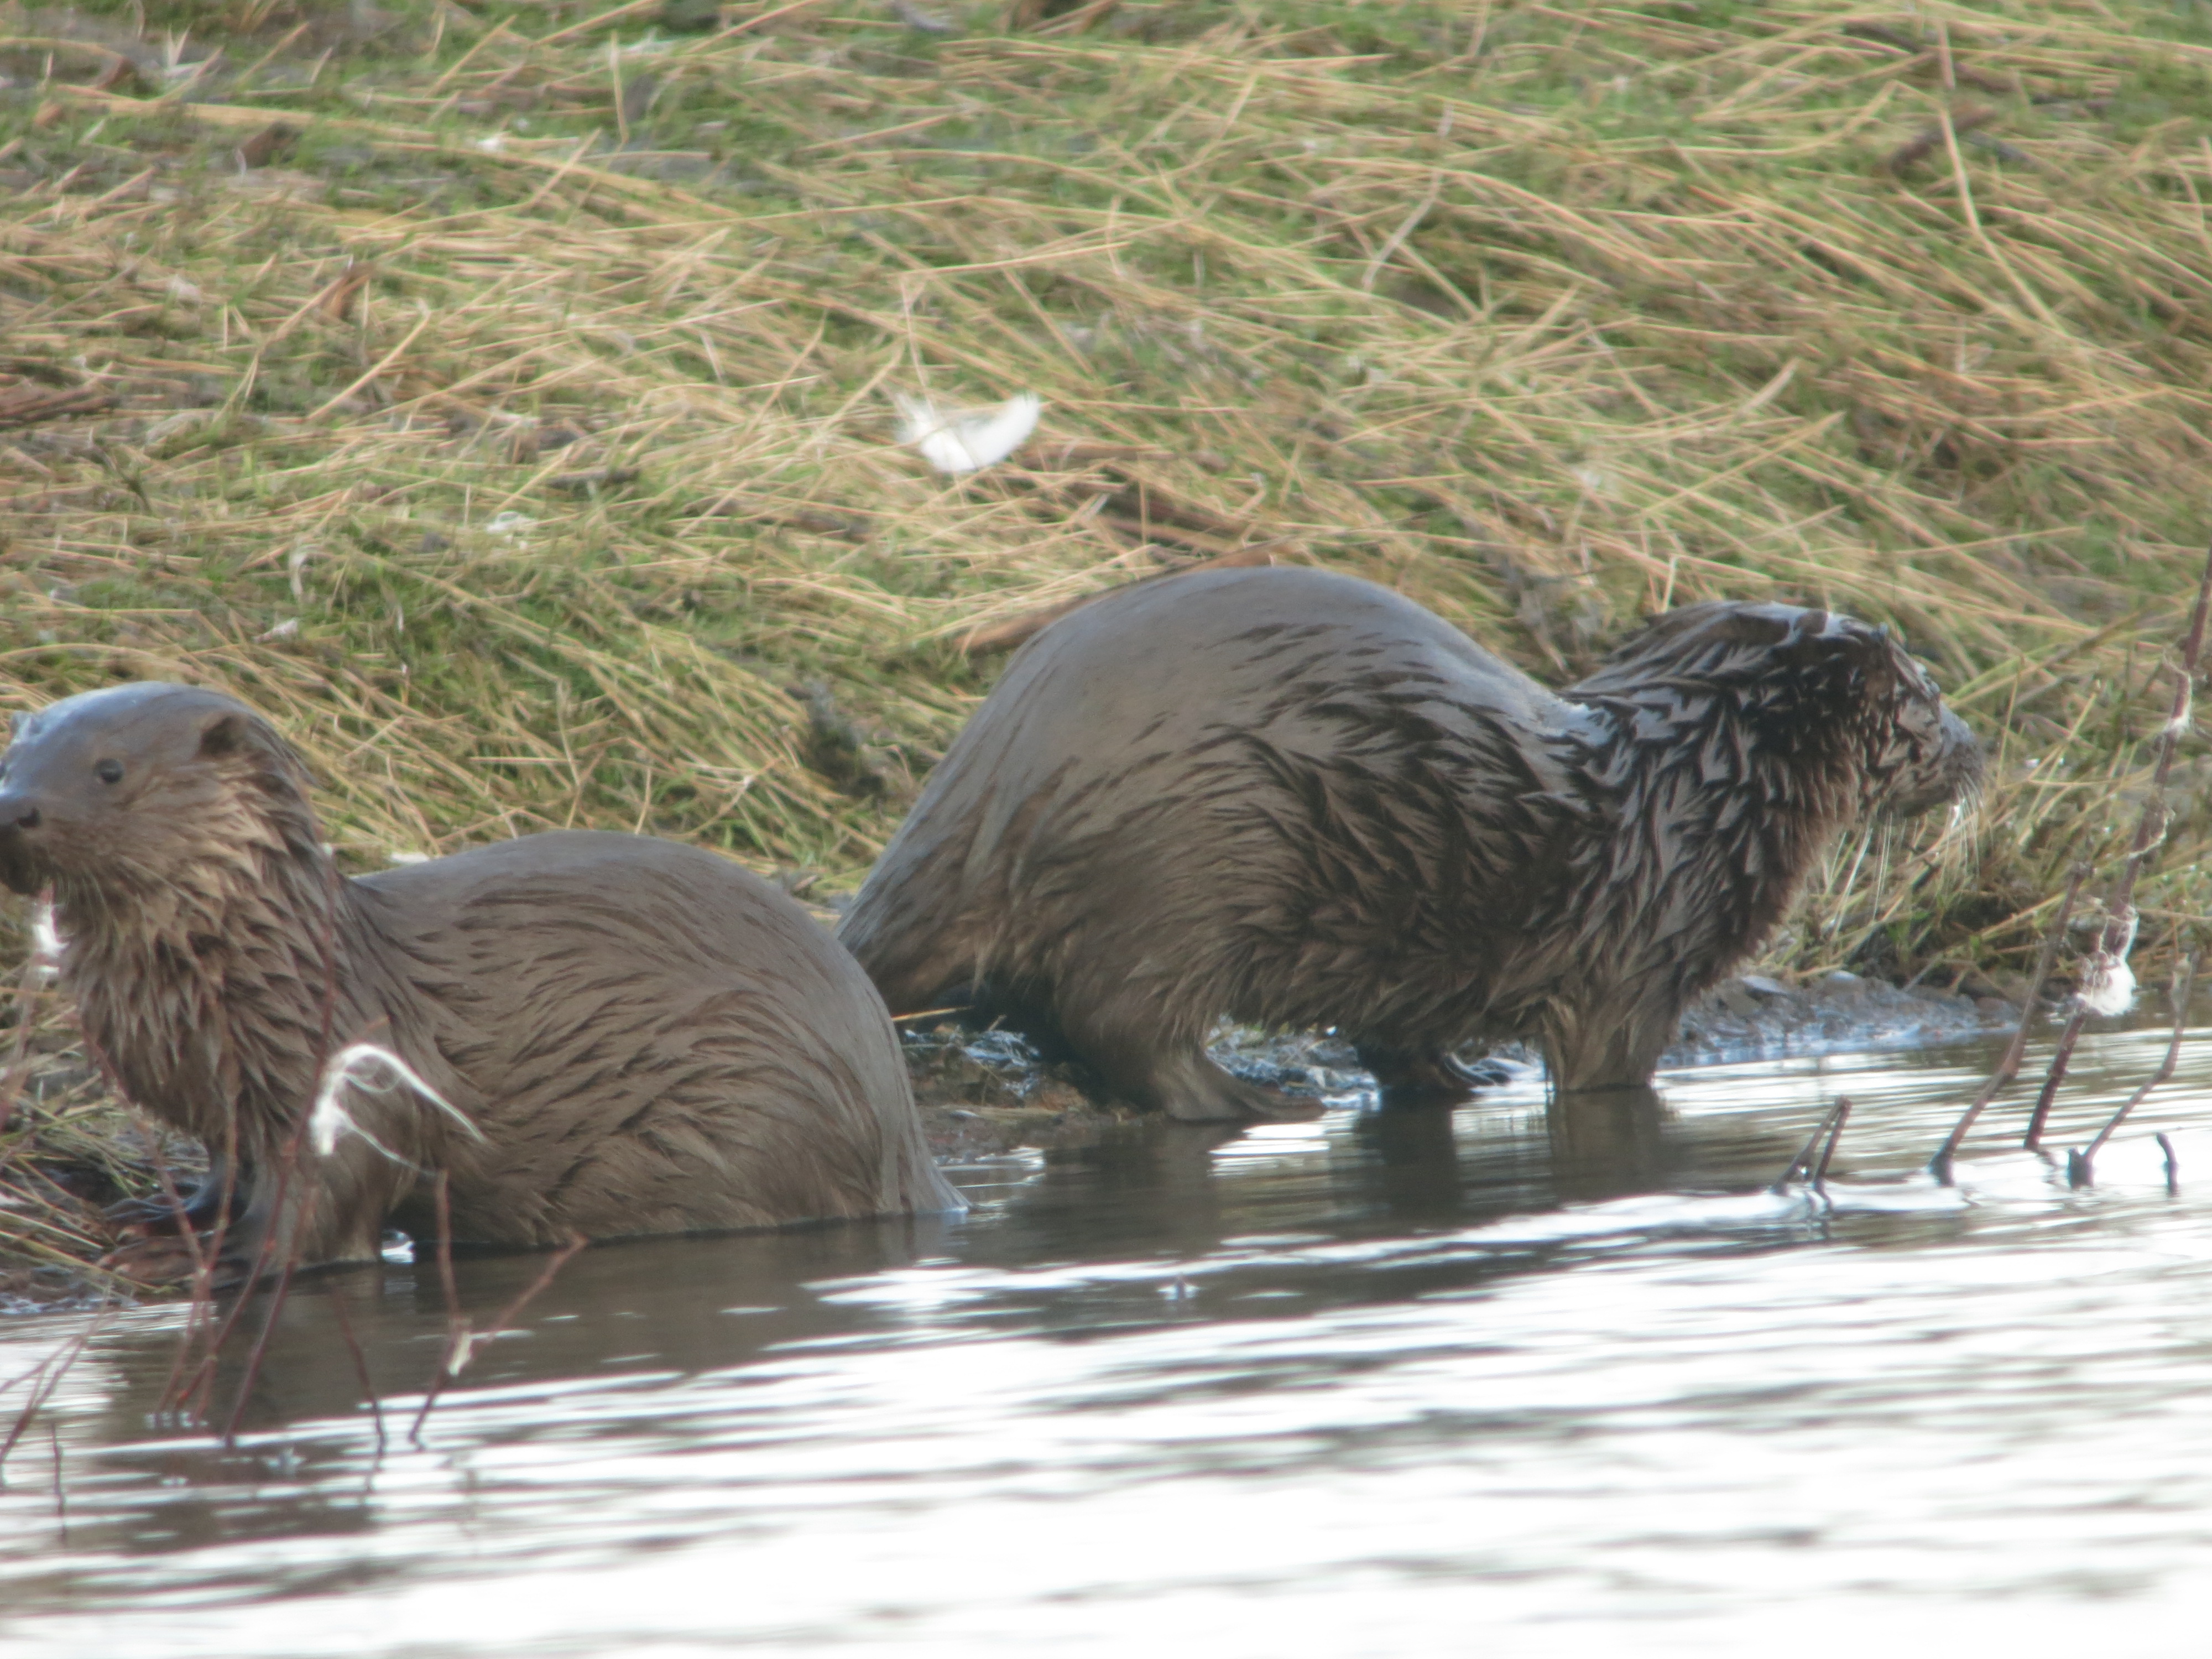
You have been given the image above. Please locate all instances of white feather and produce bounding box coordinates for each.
[2161,690,2193,744]
[29,897,61,982]
[307,1041,484,1162]
[2077,950,2138,1019]
[892,390,1041,474]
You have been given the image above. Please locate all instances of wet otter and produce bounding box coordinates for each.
[841,566,1980,1118]
[0,682,963,1272]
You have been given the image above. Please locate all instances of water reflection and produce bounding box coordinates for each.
[6,1026,2212,1655]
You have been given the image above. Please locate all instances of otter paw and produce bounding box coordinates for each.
[103,1193,205,1235]
[1356,1045,1507,1108]
[104,1176,240,1237]
[1164,1073,1324,1124]
[98,1232,226,1288]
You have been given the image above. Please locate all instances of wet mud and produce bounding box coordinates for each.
[904,971,2018,1159]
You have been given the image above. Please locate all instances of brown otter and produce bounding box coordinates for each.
[840,566,1980,1119]
[0,682,963,1272]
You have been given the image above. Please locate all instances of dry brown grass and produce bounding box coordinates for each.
[2,0,2211,1266]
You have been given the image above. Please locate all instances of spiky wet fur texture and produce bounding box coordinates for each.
[841,567,1981,1119]
[0,682,960,1270]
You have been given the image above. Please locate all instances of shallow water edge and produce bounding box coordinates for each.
[4,1018,2210,1655]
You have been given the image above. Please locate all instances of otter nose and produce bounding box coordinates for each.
[0,791,41,832]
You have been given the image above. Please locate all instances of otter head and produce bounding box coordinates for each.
[1577,601,1981,820]
[0,682,322,905]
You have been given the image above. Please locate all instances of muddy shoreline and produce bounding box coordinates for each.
[904,971,2021,1159]
[0,969,2018,1310]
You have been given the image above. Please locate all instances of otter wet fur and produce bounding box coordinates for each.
[841,566,1981,1119]
[0,682,963,1273]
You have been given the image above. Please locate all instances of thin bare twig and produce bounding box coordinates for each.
[1771,1096,1850,1192]
[2026,542,2212,1151]
[0,943,47,1137]
[169,860,347,1430]
[48,1421,65,1537]
[2068,953,2198,1187]
[1930,863,2085,1178]
[220,1229,311,1446]
[409,1172,462,1449]
[453,1232,588,1379]
[143,1151,218,1428]
[409,1180,586,1448]
[0,1312,108,1477]
[171,1129,317,1426]
[329,1283,387,1455]
[1810,1099,1853,1189]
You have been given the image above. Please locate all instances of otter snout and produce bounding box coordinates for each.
[0,787,49,895]
[1885,707,1984,820]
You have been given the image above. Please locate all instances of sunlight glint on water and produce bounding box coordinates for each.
[5,1025,2212,1656]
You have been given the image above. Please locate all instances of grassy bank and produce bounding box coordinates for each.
[3,0,2210,1278]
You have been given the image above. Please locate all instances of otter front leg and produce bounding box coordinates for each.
[101,1155,262,1287]
[1542,1000,1679,1094]
[105,1153,242,1234]
[1355,1045,1509,1108]
[1068,1006,1321,1123]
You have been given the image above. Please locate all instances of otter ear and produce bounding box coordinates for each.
[1811,617,1911,696]
[1781,609,1840,645]
[1791,609,1875,653]
[197,713,250,758]
[194,708,314,816]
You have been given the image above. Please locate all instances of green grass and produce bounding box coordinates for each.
[1,0,2209,1100]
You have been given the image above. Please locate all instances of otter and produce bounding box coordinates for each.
[840,566,1980,1119]
[0,682,963,1272]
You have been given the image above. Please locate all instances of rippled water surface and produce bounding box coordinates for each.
[8,1026,2212,1656]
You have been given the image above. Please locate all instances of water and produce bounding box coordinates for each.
[5,1026,2212,1656]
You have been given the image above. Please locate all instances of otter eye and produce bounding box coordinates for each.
[95,758,123,785]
